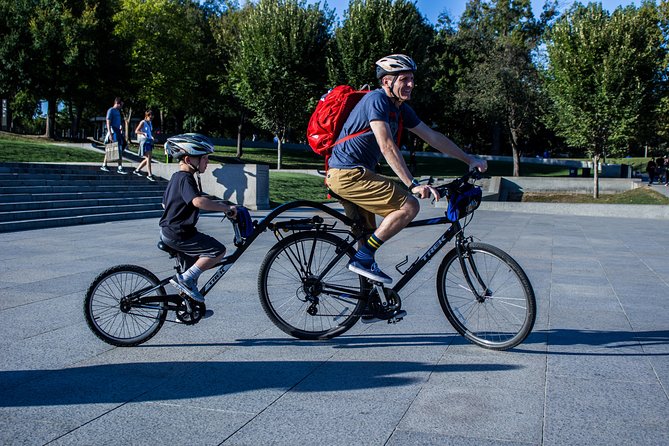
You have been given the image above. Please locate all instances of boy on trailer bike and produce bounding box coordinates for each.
[159,134,237,303]
[325,54,487,320]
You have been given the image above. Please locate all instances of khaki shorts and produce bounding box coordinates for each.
[326,167,410,232]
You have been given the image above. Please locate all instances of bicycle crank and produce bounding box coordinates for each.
[175,301,207,325]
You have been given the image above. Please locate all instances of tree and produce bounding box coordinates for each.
[436,0,555,176]
[114,0,217,133]
[210,1,255,156]
[23,0,119,139]
[329,0,434,90]
[0,0,35,131]
[544,3,664,197]
[229,0,332,169]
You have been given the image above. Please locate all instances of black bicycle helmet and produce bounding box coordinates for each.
[164,133,215,160]
[375,54,417,80]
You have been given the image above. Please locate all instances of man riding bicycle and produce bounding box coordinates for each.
[326,54,487,301]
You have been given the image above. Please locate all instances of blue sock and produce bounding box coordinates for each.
[354,234,384,265]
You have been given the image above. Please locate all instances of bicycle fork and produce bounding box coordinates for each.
[456,238,491,302]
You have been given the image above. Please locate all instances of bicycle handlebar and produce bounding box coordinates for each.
[414,169,487,200]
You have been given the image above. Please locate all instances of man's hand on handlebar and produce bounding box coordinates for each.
[411,184,441,201]
[469,157,488,173]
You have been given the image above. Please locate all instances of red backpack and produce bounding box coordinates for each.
[306,85,371,169]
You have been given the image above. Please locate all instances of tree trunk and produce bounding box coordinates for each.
[510,127,522,177]
[124,106,133,142]
[277,136,283,170]
[592,154,600,199]
[45,98,57,139]
[491,123,501,156]
[75,107,83,139]
[236,111,245,158]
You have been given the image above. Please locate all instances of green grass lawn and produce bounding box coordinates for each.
[522,187,669,205]
[0,133,104,163]
[269,172,335,206]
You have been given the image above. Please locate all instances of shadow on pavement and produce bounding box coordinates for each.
[0,360,519,408]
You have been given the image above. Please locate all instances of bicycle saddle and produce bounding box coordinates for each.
[157,240,179,258]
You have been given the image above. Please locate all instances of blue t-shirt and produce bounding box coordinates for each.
[138,120,153,141]
[106,107,123,133]
[327,88,421,170]
[159,171,200,240]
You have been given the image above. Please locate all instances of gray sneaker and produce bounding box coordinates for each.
[170,274,204,303]
[100,165,110,172]
[116,167,127,175]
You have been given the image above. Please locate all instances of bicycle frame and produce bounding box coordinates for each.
[148,193,482,306]
[198,200,356,297]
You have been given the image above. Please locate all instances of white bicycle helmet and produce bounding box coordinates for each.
[164,133,215,160]
[375,54,417,80]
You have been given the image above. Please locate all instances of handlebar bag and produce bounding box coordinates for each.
[236,206,254,238]
[446,183,482,221]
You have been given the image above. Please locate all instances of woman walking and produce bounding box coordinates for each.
[133,110,156,181]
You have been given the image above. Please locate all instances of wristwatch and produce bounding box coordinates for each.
[410,178,421,188]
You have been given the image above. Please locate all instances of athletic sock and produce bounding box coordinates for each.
[354,234,384,264]
[182,264,203,285]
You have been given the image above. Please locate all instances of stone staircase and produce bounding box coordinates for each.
[0,162,166,232]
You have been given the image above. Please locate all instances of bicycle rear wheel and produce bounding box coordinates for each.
[84,264,167,347]
[437,243,536,350]
[258,231,365,340]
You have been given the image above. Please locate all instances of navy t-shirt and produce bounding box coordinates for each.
[327,88,421,170]
[159,171,200,240]
[106,107,123,133]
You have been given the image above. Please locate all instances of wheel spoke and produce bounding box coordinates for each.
[85,266,167,347]
[439,244,535,350]
[259,232,364,339]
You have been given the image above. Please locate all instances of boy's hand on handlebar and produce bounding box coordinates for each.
[411,184,440,201]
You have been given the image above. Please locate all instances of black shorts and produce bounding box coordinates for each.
[160,231,226,259]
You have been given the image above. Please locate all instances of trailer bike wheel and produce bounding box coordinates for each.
[84,264,167,347]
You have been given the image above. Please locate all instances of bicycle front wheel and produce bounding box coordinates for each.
[258,231,365,340]
[437,243,536,350]
[84,264,167,347]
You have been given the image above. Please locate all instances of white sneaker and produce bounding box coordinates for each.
[133,170,142,176]
[100,165,110,172]
[117,167,127,175]
[170,274,205,303]
[147,175,156,182]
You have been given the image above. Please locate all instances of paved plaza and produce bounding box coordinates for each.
[0,204,668,445]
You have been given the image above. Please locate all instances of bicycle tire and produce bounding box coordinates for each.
[437,243,536,350]
[84,264,167,347]
[258,231,365,340]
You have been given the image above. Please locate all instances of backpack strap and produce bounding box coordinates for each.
[324,127,371,173]
[330,127,371,149]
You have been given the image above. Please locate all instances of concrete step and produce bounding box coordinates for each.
[0,162,169,232]
[0,170,162,181]
[0,184,166,195]
[0,202,165,222]
[0,177,161,188]
[0,196,163,212]
[0,209,164,233]
[0,163,142,175]
[0,189,165,203]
